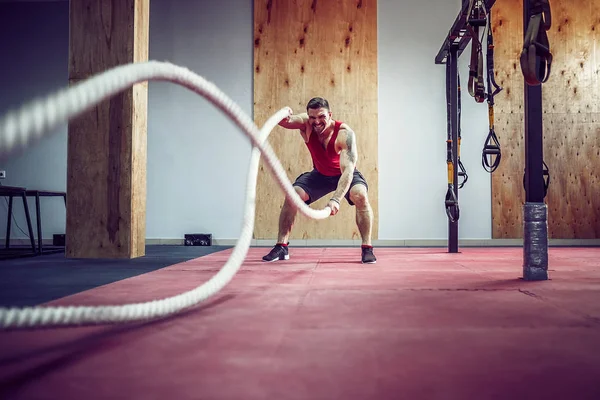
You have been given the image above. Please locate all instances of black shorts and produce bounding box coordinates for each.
[293,168,368,206]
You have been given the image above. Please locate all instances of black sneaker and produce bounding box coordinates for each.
[262,243,289,262]
[361,246,376,264]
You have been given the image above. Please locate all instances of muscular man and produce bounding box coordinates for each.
[262,97,377,264]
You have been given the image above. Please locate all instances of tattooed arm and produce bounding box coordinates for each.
[328,126,358,214]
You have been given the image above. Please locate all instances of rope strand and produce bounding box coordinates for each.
[0,60,331,329]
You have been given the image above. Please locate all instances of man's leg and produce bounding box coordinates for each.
[349,184,373,246]
[277,186,309,243]
[263,169,334,262]
[262,186,309,262]
[347,170,376,264]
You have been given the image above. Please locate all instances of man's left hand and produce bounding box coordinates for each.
[328,199,340,216]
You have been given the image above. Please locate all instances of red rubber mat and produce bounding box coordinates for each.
[1,247,599,399]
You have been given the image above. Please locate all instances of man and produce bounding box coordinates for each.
[262,97,377,264]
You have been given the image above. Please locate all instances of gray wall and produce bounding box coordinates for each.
[0,0,493,244]
[146,0,254,240]
[0,1,69,243]
[378,0,490,240]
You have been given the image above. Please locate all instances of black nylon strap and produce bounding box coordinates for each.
[457,75,468,189]
[520,0,553,86]
[466,0,487,103]
[486,12,502,101]
[481,7,503,174]
[445,75,459,222]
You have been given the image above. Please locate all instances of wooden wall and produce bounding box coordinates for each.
[491,0,600,239]
[66,0,149,258]
[253,0,378,240]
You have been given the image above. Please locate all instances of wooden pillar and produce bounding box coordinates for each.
[66,0,149,258]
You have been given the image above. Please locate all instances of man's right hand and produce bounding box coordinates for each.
[327,199,340,216]
[279,107,293,125]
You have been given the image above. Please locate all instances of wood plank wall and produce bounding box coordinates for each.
[66,0,149,258]
[491,0,600,239]
[253,0,378,241]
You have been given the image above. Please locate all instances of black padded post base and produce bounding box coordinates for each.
[522,202,549,281]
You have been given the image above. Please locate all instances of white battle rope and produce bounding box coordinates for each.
[0,60,332,329]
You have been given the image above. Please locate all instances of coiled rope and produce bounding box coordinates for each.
[0,60,332,329]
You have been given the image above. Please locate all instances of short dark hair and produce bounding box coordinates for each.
[306,97,330,111]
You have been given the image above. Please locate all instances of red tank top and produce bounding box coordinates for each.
[305,120,342,176]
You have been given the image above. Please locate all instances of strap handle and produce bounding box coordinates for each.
[482,131,501,173]
[482,92,502,173]
[445,185,460,223]
[523,161,551,198]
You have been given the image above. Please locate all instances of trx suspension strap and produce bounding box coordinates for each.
[520,0,553,86]
[482,8,503,173]
[445,59,459,223]
[521,0,552,199]
[466,0,487,103]
[457,75,468,189]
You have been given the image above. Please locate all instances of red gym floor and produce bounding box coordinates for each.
[0,246,599,399]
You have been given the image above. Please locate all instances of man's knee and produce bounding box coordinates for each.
[349,184,369,207]
[288,186,309,203]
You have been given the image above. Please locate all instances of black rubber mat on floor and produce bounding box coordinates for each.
[0,245,231,307]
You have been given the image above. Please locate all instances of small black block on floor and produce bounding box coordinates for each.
[53,234,66,246]
[184,233,212,246]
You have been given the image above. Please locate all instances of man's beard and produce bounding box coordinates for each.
[313,122,326,134]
